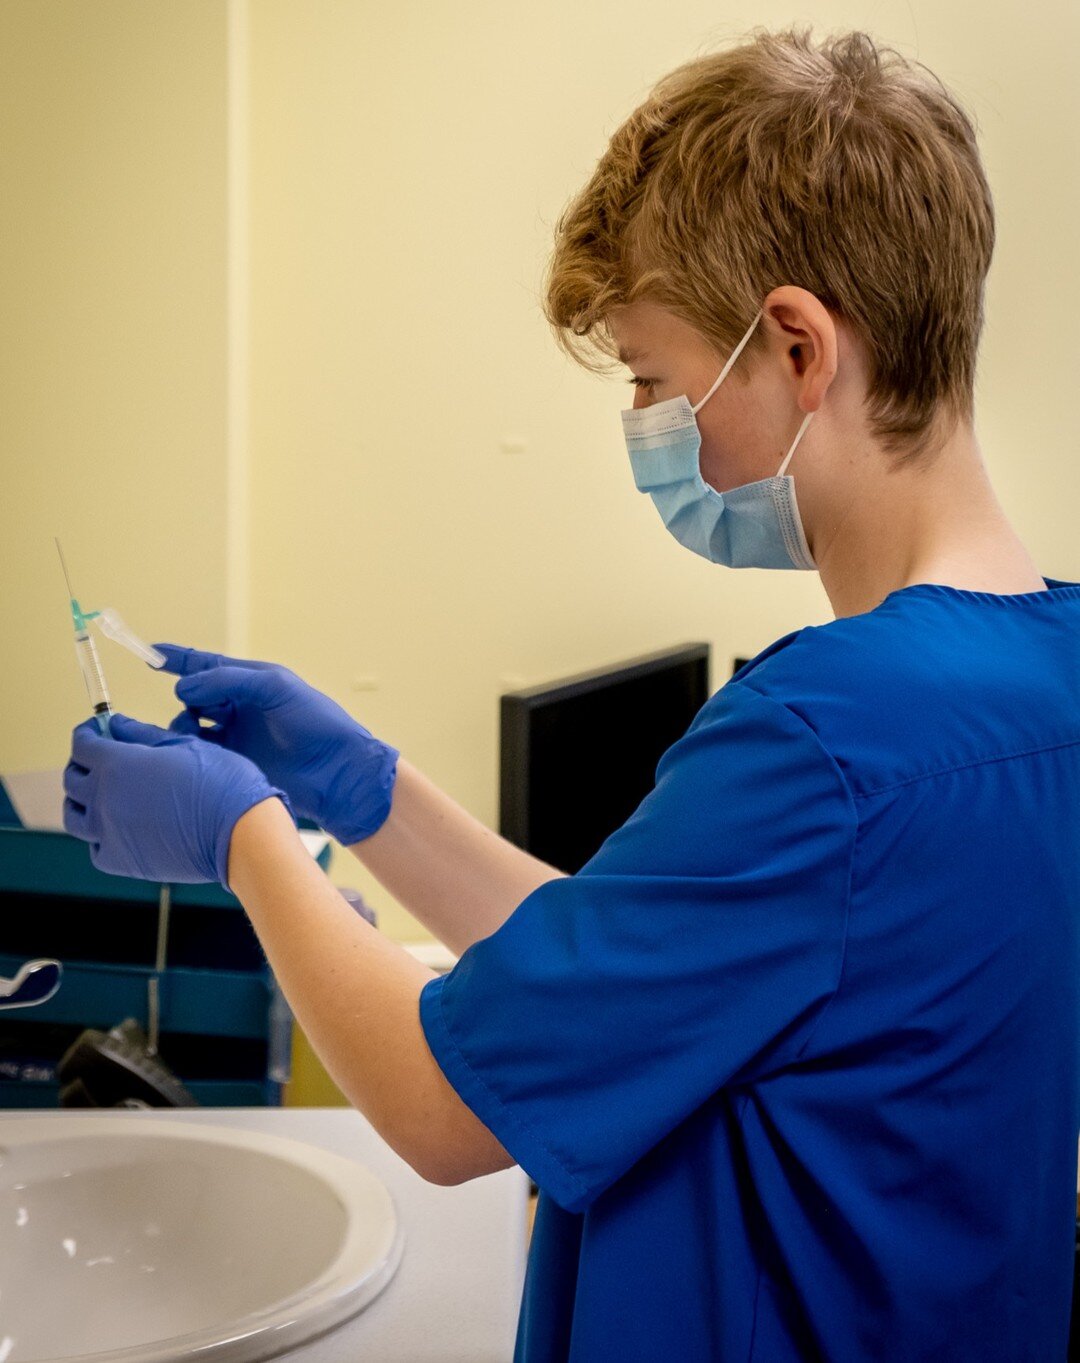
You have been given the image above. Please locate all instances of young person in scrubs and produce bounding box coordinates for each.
[63,28,1080,1362]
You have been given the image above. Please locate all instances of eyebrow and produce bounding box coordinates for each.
[618,347,646,364]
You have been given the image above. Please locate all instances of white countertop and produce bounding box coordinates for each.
[0,1105,529,1362]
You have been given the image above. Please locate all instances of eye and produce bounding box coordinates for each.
[627,376,656,391]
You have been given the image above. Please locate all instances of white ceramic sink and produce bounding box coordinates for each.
[0,1114,404,1362]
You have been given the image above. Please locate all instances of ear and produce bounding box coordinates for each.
[762,286,839,413]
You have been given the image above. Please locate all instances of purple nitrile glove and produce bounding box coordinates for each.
[63,714,287,888]
[153,644,399,846]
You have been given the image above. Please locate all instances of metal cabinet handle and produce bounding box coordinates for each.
[0,959,62,1010]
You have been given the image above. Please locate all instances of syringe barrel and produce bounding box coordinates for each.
[74,631,111,715]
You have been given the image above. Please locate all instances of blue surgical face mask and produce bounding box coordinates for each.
[621,307,816,570]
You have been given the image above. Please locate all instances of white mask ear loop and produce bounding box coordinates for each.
[690,308,765,415]
[776,410,814,477]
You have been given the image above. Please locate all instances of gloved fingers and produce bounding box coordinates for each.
[62,759,93,807]
[167,707,202,736]
[62,795,91,840]
[173,695,235,726]
[168,707,227,743]
[70,717,109,766]
[108,713,185,748]
[175,665,282,711]
[153,643,279,677]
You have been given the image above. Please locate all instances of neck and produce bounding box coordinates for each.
[809,420,1046,620]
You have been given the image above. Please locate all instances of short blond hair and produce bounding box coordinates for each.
[544,29,995,464]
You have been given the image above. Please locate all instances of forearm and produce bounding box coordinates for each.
[348,758,566,957]
[227,796,494,1181]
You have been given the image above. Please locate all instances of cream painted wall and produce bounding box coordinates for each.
[0,2,231,771]
[247,0,1080,941]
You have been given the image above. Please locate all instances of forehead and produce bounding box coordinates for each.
[608,300,711,362]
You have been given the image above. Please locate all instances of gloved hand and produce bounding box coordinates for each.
[63,714,287,887]
[154,644,399,846]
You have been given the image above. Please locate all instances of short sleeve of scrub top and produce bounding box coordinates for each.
[418,678,856,1214]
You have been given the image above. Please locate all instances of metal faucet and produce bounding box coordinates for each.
[0,959,62,1010]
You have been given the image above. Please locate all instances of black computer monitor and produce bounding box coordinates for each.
[499,643,711,874]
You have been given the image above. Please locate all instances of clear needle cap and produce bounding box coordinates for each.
[95,608,166,668]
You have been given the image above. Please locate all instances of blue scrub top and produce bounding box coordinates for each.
[419,578,1080,1361]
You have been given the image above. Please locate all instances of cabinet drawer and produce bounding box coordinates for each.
[0,1078,283,1108]
[0,955,273,1039]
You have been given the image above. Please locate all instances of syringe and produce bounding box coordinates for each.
[56,538,114,735]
